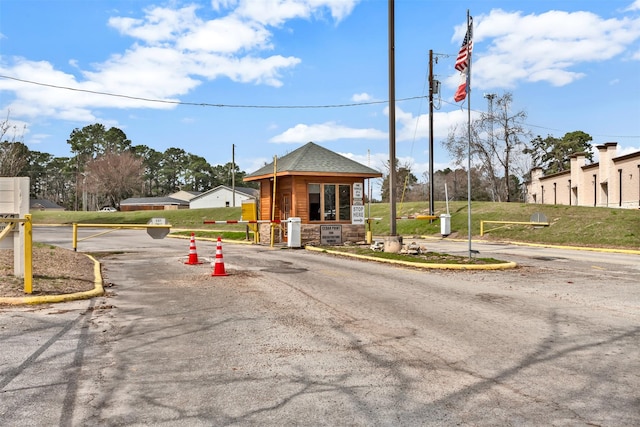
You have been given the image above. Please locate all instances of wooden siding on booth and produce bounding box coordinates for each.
[256,175,368,223]
[259,180,272,220]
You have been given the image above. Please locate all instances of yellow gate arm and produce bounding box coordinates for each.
[480,220,549,236]
[72,223,172,251]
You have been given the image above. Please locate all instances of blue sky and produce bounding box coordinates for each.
[1,0,639,197]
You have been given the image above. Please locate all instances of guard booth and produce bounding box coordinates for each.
[243,142,382,246]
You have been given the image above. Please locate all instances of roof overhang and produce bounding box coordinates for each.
[244,171,383,182]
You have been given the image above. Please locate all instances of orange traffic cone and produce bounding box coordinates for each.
[211,236,228,276]
[185,232,203,265]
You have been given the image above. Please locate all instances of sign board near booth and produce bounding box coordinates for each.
[352,205,365,225]
[353,182,363,201]
[320,225,342,245]
[147,217,167,225]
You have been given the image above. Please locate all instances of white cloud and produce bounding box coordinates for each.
[1,1,353,123]
[269,121,386,143]
[269,104,479,145]
[343,151,456,186]
[178,16,273,53]
[625,0,640,11]
[342,151,386,173]
[619,145,640,155]
[351,92,373,102]
[385,105,480,143]
[452,8,640,91]
[211,0,239,12]
[235,0,360,26]
[108,5,200,45]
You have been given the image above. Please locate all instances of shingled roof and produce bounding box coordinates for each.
[244,142,382,181]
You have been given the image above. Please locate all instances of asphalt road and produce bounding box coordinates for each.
[1,227,639,426]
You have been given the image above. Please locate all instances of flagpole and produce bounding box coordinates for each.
[465,10,473,259]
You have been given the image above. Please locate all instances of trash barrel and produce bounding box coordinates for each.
[440,214,451,237]
[287,217,301,248]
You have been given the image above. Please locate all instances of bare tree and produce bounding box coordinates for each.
[489,93,530,201]
[0,141,29,177]
[380,159,418,203]
[0,111,29,177]
[444,92,530,202]
[85,151,144,209]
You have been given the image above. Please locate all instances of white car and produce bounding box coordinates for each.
[100,207,117,212]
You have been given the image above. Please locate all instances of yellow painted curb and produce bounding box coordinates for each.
[305,246,517,270]
[416,235,640,255]
[501,240,640,255]
[0,255,104,306]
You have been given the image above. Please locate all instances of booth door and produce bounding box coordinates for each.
[281,193,291,241]
[281,193,290,220]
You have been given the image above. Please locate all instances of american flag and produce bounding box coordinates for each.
[455,18,473,72]
[454,17,473,102]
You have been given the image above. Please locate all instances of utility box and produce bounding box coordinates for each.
[440,214,451,237]
[287,217,301,248]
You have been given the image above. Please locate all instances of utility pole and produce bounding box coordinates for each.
[428,50,435,217]
[388,0,397,237]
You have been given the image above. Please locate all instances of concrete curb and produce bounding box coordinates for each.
[305,245,518,270]
[416,235,640,256]
[0,255,104,306]
[500,240,640,255]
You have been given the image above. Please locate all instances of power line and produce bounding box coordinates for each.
[2,74,638,139]
[0,74,426,109]
[440,98,640,139]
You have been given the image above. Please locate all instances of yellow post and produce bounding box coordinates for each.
[72,223,78,251]
[24,214,33,294]
[480,220,484,237]
[270,155,277,247]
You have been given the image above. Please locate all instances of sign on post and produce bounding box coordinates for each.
[147,217,170,239]
[352,205,365,225]
[353,182,363,201]
[148,217,168,225]
[320,225,342,245]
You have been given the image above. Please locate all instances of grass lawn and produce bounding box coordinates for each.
[32,201,640,250]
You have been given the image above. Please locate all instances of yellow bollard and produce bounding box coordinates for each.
[72,223,78,251]
[24,214,33,294]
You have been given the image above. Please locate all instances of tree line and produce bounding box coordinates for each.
[381,92,594,203]
[0,121,255,211]
[3,91,596,209]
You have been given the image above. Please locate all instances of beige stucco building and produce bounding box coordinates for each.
[526,142,640,209]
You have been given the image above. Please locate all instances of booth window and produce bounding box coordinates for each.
[309,184,321,220]
[308,183,351,221]
[339,184,350,220]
